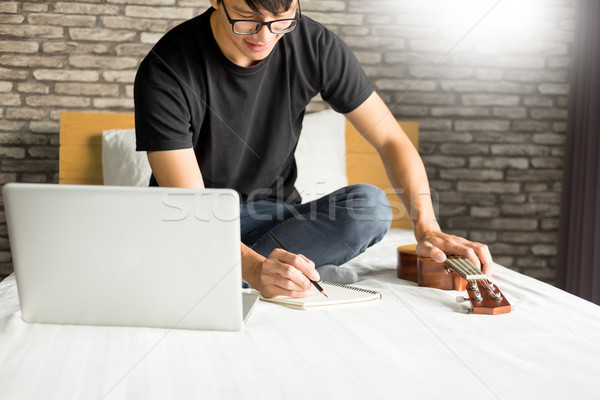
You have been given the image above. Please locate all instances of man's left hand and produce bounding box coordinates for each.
[415,230,494,276]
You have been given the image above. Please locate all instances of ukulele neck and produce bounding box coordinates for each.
[445,257,486,281]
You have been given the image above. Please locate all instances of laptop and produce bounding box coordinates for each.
[2,183,258,331]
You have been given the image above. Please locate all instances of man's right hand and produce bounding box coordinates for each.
[243,245,320,298]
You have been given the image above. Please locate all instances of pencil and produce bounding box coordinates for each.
[267,231,328,298]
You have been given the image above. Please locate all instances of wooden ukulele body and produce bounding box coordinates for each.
[397,244,467,291]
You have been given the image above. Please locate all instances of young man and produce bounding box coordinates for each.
[134,0,493,298]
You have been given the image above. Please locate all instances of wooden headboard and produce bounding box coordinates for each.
[59,112,418,229]
[59,112,135,185]
[345,120,418,229]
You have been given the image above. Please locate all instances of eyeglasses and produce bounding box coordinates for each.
[221,0,301,35]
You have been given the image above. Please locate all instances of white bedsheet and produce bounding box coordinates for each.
[1,229,600,400]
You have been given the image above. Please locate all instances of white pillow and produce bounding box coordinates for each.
[102,129,152,186]
[294,109,348,202]
[101,109,348,196]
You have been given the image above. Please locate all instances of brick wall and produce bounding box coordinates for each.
[0,0,574,282]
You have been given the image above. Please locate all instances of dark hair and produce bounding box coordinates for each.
[217,0,294,15]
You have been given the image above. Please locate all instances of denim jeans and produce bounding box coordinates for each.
[240,184,393,266]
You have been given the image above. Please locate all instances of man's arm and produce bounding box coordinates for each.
[147,149,205,188]
[147,149,319,296]
[344,92,493,274]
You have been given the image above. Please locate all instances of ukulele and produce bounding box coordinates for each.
[397,244,511,315]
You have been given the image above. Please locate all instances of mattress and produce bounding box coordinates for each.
[1,229,599,399]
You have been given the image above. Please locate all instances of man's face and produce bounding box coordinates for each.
[210,0,298,67]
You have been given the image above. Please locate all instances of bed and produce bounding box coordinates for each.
[1,111,599,399]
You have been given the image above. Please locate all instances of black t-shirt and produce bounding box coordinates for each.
[134,7,374,203]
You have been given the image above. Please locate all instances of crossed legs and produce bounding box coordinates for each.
[241,184,393,277]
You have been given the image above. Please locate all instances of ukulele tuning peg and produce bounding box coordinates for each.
[456,296,469,303]
[459,305,473,314]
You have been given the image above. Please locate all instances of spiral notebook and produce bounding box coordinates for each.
[256,282,381,310]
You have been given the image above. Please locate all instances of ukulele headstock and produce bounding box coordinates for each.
[445,256,511,315]
[465,279,511,315]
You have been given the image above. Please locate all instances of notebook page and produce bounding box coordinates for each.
[257,282,381,309]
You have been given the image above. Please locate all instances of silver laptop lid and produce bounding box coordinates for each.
[3,183,249,331]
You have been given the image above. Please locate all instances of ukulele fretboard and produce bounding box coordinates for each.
[445,257,486,281]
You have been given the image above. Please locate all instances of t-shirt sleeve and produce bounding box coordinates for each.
[317,28,375,114]
[134,52,194,152]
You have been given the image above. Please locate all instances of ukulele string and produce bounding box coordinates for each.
[448,256,496,296]
[446,257,479,280]
[457,257,499,297]
[446,258,482,298]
